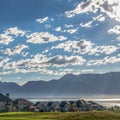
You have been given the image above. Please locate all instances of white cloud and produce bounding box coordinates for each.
[1,54,49,75]
[80,69,94,73]
[0,58,10,68]
[36,17,49,23]
[26,32,67,44]
[52,40,117,55]
[65,0,97,18]
[108,25,120,35]
[40,69,53,75]
[79,15,105,28]
[4,44,29,56]
[52,69,94,76]
[0,27,26,45]
[12,68,52,76]
[87,56,120,66]
[52,39,94,54]
[65,1,92,17]
[45,24,52,28]
[90,45,117,55]
[55,27,62,32]
[4,27,26,37]
[0,53,86,75]
[55,26,78,34]
[93,14,105,22]
[2,46,118,75]
[17,54,48,68]
[17,76,21,80]
[21,52,29,57]
[64,24,73,28]
[0,34,13,45]
[48,55,86,67]
[51,18,54,21]
[117,37,120,41]
[80,21,93,28]
[80,15,105,28]
[65,0,120,22]
[64,28,78,34]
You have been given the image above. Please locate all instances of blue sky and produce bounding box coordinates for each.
[0,0,120,84]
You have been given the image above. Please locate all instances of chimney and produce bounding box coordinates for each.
[6,93,10,98]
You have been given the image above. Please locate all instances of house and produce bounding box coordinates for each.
[48,102,60,112]
[75,100,105,111]
[34,102,47,112]
[29,105,38,112]
[14,98,33,111]
[76,100,87,111]
[46,101,53,111]
[88,101,105,110]
[59,101,71,112]
[0,93,13,112]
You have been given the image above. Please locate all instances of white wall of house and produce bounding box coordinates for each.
[0,102,6,111]
[0,101,13,112]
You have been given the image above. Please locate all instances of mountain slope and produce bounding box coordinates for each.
[0,72,120,97]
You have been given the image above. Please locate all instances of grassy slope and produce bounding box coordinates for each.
[0,111,120,120]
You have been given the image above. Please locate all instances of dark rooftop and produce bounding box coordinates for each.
[0,93,12,102]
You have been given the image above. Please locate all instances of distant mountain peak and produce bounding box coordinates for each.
[1,72,120,98]
[60,73,77,80]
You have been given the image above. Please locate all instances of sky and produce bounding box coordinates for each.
[0,0,120,84]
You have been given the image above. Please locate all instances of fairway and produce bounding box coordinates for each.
[0,111,120,120]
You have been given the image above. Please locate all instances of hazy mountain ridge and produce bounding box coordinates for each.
[0,72,120,98]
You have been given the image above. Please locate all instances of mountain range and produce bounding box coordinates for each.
[0,72,120,98]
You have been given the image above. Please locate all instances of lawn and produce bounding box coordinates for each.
[0,111,120,120]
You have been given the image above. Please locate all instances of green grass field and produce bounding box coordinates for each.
[0,111,120,120]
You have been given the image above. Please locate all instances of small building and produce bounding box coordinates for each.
[14,98,33,111]
[88,101,105,110]
[0,93,13,112]
[34,102,47,112]
[76,100,87,111]
[59,101,71,112]
[49,102,60,112]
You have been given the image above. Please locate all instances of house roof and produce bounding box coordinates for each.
[0,93,12,102]
[14,98,33,106]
